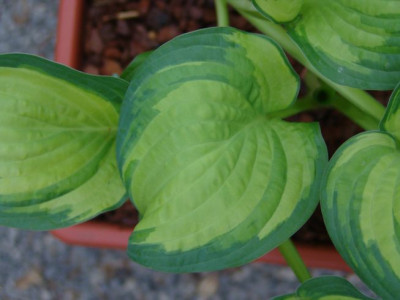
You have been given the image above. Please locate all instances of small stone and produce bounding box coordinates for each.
[197,273,219,298]
[232,267,251,282]
[123,278,138,290]
[15,267,44,290]
[148,30,157,41]
[88,267,105,285]
[12,0,30,25]
[158,293,170,300]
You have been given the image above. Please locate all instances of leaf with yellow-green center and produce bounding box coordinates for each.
[117,27,327,272]
[322,83,400,298]
[0,54,128,230]
[252,0,400,90]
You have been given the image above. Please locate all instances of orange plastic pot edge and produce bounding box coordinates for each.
[54,0,84,68]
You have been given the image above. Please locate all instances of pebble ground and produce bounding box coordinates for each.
[0,1,373,299]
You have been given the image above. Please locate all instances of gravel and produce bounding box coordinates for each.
[0,0,58,58]
[0,226,301,299]
[0,1,374,299]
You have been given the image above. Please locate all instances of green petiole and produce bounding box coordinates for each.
[278,240,312,283]
[233,8,385,130]
[270,81,381,130]
[215,0,230,27]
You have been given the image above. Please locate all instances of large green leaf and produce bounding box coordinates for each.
[117,27,327,272]
[273,276,375,300]
[251,0,400,90]
[322,84,400,298]
[0,54,128,230]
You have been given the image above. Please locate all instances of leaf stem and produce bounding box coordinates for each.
[331,96,380,130]
[328,85,383,129]
[278,240,312,283]
[270,70,382,130]
[231,6,385,128]
[215,0,230,27]
[268,95,329,119]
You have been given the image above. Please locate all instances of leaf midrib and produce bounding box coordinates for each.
[136,115,267,216]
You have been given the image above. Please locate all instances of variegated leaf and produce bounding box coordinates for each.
[0,54,128,230]
[322,84,400,298]
[273,276,374,300]
[117,27,327,272]
[251,0,400,90]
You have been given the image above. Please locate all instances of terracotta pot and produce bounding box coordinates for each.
[51,0,351,272]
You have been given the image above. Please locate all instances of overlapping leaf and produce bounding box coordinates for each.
[322,84,400,298]
[252,0,400,90]
[273,276,374,300]
[117,27,327,272]
[252,0,303,23]
[0,54,128,230]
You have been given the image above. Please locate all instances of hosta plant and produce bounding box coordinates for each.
[1,0,400,298]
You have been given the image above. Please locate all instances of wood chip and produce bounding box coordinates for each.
[101,59,123,75]
[103,10,140,22]
[104,46,122,59]
[157,25,182,43]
